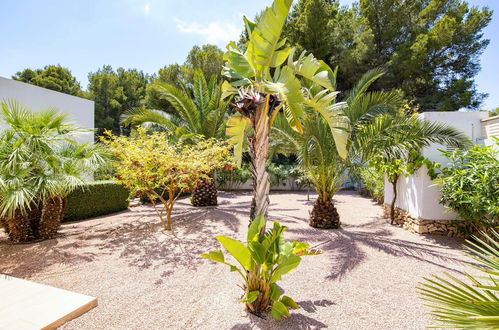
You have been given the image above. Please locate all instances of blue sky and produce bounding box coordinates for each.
[0,0,497,110]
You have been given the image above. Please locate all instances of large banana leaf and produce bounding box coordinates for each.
[226,115,252,166]
[304,89,350,159]
[217,236,253,271]
[245,0,293,76]
[287,49,337,91]
[265,66,305,133]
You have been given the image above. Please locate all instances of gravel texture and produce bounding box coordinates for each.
[0,191,472,329]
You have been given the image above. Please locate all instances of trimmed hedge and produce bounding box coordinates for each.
[63,181,129,222]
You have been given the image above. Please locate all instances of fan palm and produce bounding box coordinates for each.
[122,70,228,206]
[0,101,106,242]
[272,69,404,228]
[418,229,499,328]
[223,0,349,222]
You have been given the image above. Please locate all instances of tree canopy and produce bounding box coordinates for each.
[87,65,150,134]
[284,0,492,111]
[12,65,84,97]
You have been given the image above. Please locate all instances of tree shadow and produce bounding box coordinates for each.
[287,218,471,281]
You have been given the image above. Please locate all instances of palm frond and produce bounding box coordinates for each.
[418,230,499,328]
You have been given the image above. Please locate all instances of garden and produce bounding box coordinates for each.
[1,0,498,329]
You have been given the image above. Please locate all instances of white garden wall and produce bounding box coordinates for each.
[384,111,490,222]
[0,76,94,144]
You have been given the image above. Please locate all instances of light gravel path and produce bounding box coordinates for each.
[0,191,471,329]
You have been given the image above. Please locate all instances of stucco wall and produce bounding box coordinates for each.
[0,76,94,144]
[384,111,489,222]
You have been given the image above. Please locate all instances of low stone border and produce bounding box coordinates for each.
[383,204,462,237]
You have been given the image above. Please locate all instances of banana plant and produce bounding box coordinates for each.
[201,215,321,319]
[222,0,349,221]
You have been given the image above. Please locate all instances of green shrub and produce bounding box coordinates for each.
[436,142,499,232]
[359,166,384,203]
[63,181,129,222]
[216,163,252,190]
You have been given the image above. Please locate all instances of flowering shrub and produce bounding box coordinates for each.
[102,129,233,230]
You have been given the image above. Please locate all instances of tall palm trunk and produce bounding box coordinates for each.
[249,103,270,222]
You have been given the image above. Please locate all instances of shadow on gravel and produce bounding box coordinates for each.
[229,299,334,330]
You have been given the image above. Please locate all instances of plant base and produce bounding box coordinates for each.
[0,198,65,242]
[191,180,217,207]
[309,198,340,229]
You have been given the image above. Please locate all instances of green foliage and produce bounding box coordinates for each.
[272,69,403,203]
[0,101,107,218]
[185,44,225,82]
[359,166,384,203]
[436,143,499,230]
[216,163,252,190]
[63,181,129,222]
[123,70,228,141]
[88,65,150,134]
[489,108,499,117]
[154,44,224,88]
[12,65,84,97]
[284,0,492,111]
[201,215,321,319]
[418,229,499,328]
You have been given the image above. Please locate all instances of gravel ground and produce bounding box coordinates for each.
[0,191,472,329]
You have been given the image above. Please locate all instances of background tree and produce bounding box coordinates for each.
[184,44,224,81]
[87,65,149,135]
[122,70,228,206]
[12,65,84,97]
[284,0,492,111]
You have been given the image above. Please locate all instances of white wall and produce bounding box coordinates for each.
[0,77,94,144]
[384,111,488,221]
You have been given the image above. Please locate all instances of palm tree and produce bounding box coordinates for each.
[0,101,106,242]
[355,113,471,223]
[223,0,349,222]
[272,69,404,228]
[122,70,228,206]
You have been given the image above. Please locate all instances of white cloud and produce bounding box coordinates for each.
[174,18,240,45]
[142,3,151,16]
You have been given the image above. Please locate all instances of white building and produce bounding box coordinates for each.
[0,76,94,144]
[383,111,498,235]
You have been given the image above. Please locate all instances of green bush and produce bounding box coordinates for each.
[63,181,129,222]
[436,141,499,232]
[359,166,384,203]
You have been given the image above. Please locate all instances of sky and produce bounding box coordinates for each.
[0,0,497,110]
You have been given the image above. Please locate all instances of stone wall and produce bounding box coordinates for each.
[383,204,462,237]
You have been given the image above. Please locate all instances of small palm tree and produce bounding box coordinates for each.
[355,113,471,223]
[418,229,499,328]
[0,101,106,242]
[272,69,404,228]
[122,71,228,207]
